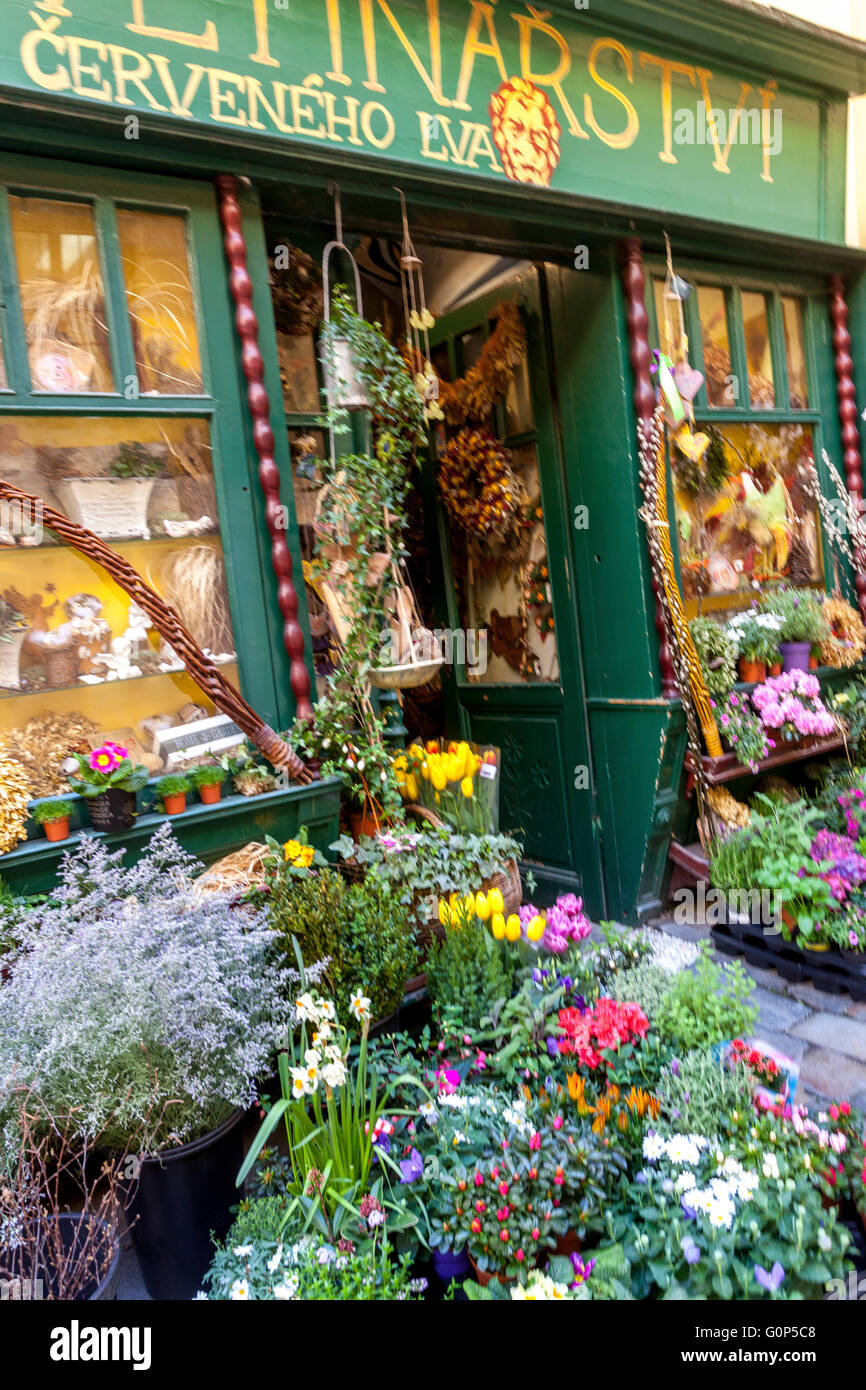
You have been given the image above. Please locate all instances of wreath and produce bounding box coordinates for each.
[820,596,866,668]
[269,243,323,336]
[437,429,518,537]
[408,301,526,425]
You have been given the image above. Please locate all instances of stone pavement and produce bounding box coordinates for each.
[651,915,866,1110]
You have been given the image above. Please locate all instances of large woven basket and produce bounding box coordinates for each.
[404,803,522,941]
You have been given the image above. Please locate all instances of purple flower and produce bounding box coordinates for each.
[670,1058,681,1077]
[681,1198,696,1219]
[754,1262,785,1293]
[681,1236,701,1266]
[399,1147,424,1184]
[546,1037,560,1057]
[570,1253,596,1286]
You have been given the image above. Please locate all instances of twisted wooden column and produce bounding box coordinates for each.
[621,237,677,697]
[828,274,866,620]
[215,174,314,721]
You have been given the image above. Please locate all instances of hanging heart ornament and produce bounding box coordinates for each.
[672,361,704,402]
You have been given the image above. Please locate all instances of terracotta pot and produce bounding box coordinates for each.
[737,658,766,684]
[809,655,819,670]
[469,1256,509,1287]
[163,792,187,816]
[198,782,221,805]
[769,662,783,676]
[43,817,70,842]
[350,808,382,841]
[552,1230,582,1258]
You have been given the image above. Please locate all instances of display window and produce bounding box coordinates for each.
[650,269,826,616]
[0,162,281,803]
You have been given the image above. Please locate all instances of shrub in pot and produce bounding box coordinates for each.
[155,772,190,816]
[759,588,829,672]
[689,616,736,696]
[31,797,74,843]
[66,741,148,832]
[189,762,228,805]
[726,610,782,684]
[0,825,295,1300]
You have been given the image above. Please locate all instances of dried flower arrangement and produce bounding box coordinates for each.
[4,711,100,799]
[148,542,234,655]
[269,242,323,336]
[437,429,518,538]
[820,596,866,668]
[0,743,31,853]
[425,301,526,425]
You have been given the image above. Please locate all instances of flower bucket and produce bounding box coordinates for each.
[198,782,221,805]
[350,807,383,841]
[87,788,138,833]
[769,661,783,676]
[56,477,156,541]
[43,817,70,842]
[780,641,811,672]
[737,658,766,684]
[162,792,187,816]
[432,1249,472,1283]
[18,1213,122,1302]
[127,1107,245,1301]
[0,627,27,690]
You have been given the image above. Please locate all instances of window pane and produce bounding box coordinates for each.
[116,209,203,395]
[782,296,809,409]
[277,331,320,413]
[672,421,822,615]
[697,285,733,407]
[0,415,238,798]
[741,290,775,408]
[9,196,113,392]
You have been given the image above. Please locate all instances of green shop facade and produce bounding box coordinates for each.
[2,0,866,919]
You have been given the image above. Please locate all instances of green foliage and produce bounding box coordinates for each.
[426,917,513,1032]
[689,616,737,696]
[331,826,523,912]
[749,794,835,938]
[726,611,781,665]
[659,1046,756,1135]
[268,866,419,1023]
[759,587,829,644]
[30,798,73,826]
[654,942,756,1050]
[188,763,228,789]
[709,825,765,896]
[109,440,164,479]
[609,959,673,1020]
[155,773,190,797]
[828,682,866,758]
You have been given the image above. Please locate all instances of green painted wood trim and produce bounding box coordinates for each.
[0,184,29,395]
[92,196,134,397]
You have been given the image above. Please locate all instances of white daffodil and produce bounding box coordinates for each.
[290,1066,314,1098]
[349,992,371,1021]
[322,1060,347,1088]
[295,992,320,1024]
[304,1048,321,1068]
[318,1000,336,1022]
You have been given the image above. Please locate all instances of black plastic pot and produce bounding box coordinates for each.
[127,1108,245,1300]
[87,788,138,833]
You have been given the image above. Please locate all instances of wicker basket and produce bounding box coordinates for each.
[404,803,522,939]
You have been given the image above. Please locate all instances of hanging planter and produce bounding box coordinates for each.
[368,555,443,691]
[321,226,369,412]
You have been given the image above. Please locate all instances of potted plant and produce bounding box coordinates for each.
[0,825,291,1300]
[0,596,28,691]
[689,616,737,695]
[189,762,228,805]
[56,441,164,541]
[759,588,829,672]
[155,772,190,816]
[726,610,782,684]
[31,797,74,842]
[66,741,149,832]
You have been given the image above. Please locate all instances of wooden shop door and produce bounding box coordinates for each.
[421,266,603,910]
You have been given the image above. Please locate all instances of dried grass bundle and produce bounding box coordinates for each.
[19,263,111,390]
[6,711,99,799]
[193,841,269,899]
[0,744,31,852]
[148,543,233,655]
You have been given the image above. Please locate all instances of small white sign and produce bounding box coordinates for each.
[154,714,244,769]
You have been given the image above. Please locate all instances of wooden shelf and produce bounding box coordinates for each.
[687,733,846,786]
[0,655,237,701]
[1,530,218,554]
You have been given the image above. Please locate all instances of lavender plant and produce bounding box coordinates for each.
[0,824,324,1153]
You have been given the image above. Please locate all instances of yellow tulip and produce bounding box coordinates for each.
[445,754,463,782]
[408,743,424,760]
[393,754,408,773]
[475,891,490,920]
[487,887,504,916]
[464,894,476,918]
[438,899,451,927]
[460,775,474,798]
[406,774,418,800]
[526,914,546,943]
[421,761,430,781]
[505,914,522,943]
[431,764,447,792]
[491,911,506,940]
